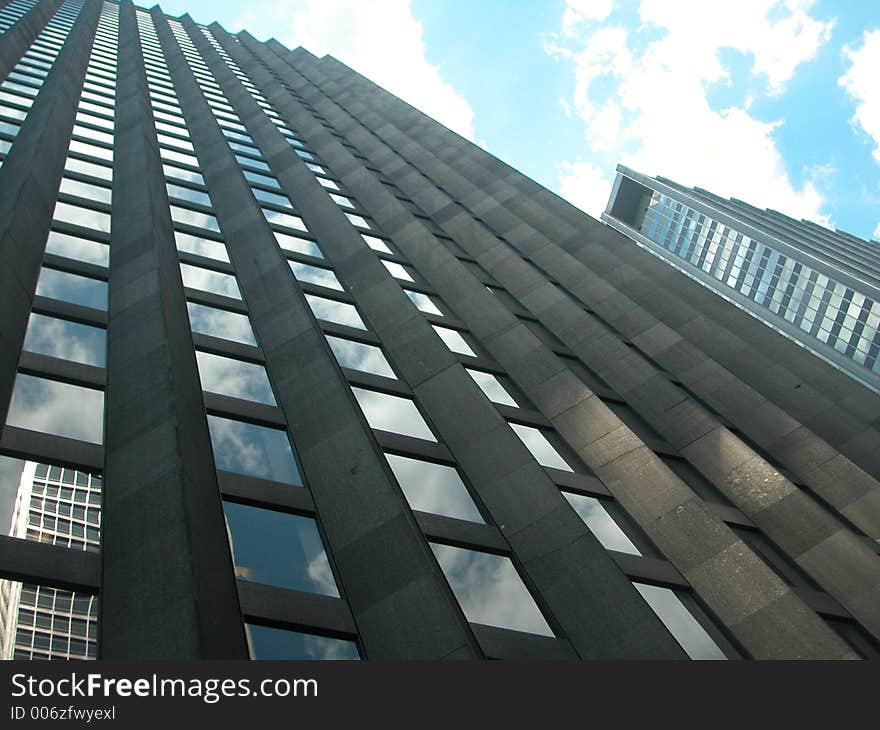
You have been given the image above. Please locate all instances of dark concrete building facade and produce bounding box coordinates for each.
[0,0,878,660]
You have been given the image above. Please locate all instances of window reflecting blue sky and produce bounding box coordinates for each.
[509,423,572,472]
[305,294,366,330]
[196,351,275,405]
[273,231,322,259]
[223,501,337,596]
[326,335,395,378]
[246,623,359,660]
[289,261,343,291]
[45,231,109,267]
[207,414,301,485]
[36,267,107,310]
[23,313,106,367]
[562,491,641,556]
[186,302,257,345]
[352,387,436,441]
[466,368,517,407]
[179,262,241,299]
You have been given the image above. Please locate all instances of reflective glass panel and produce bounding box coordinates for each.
[326,335,395,378]
[196,351,275,405]
[186,302,257,345]
[430,543,553,636]
[432,325,475,357]
[171,205,220,232]
[361,234,391,254]
[207,415,301,485]
[289,261,343,291]
[23,313,105,367]
[562,492,641,555]
[305,294,366,330]
[223,502,337,595]
[179,263,241,299]
[405,289,442,315]
[634,583,726,660]
[381,260,414,282]
[246,624,359,660]
[466,369,517,407]
[263,209,307,232]
[44,231,108,267]
[509,423,572,471]
[52,202,110,233]
[59,178,111,205]
[351,387,436,441]
[35,268,107,310]
[385,453,483,522]
[174,231,229,262]
[6,375,103,444]
[274,231,322,259]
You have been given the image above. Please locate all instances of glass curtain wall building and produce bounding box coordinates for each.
[603,165,880,393]
[1,1,879,661]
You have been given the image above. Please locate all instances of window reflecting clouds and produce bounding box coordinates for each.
[7,374,103,443]
[510,423,572,471]
[361,234,391,254]
[326,335,395,378]
[171,205,220,232]
[36,267,107,310]
[274,231,322,259]
[289,261,343,291]
[207,415,301,485]
[430,543,554,636]
[305,294,366,330]
[179,263,241,299]
[52,201,110,233]
[263,209,307,232]
[466,369,517,407]
[246,624,359,660]
[381,260,414,282]
[562,492,641,556]
[385,453,483,522]
[186,302,257,345]
[223,502,337,595]
[45,231,109,267]
[352,388,436,441]
[23,313,105,367]
[432,325,475,357]
[196,351,275,405]
[174,231,229,262]
[634,583,726,660]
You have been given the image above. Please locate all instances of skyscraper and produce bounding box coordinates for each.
[603,165,880,394]
[1,0,878,661]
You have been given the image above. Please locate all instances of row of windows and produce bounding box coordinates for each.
[0,0,40,36]
[0,0,86,167]
[641,193,880,372]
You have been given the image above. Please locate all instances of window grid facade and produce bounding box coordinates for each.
[0,1,877,661]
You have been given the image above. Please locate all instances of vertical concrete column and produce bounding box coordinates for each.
[100,0,247,659]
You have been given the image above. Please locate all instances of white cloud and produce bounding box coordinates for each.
[558,160,614,217]
[546,0,835,225]
[235,0,476,140]
[839,29,880,164]
[874,221,880,240]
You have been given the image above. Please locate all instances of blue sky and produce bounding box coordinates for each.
[152,0,880,241]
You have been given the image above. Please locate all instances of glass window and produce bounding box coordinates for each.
[186,302,256,345]
[404,289,442,315]
[305,294,366,330]
[59,178,111,205]
[179,263,241,299]
[345,213,370,229]
[174,231,229,262]
[466,369,517,407]
[633,583,726,660]
[166,183,211,208]
[235,154,270,171]
[381,260,414,282]
[289,261,343,291]
[430,543,553,636]
[385,453,483,522]
[45,231,109,267]
[562,492,640,555]
[246,624,359,660]
[223,502,337,595]
[68,140,112,161]
[274,231,322,259]
[509,423,572,471]
[52,202,110,233]
[23,313,106,367]
[329,193,355,209]
[316,177,340,191]
[361,234,392,254]
[252,188,291,208]
[7,374,103,444]
[263,209,307,232]
[64,157,111,181]
[171,205,220,233]
[325,335,394,378]
[432,325,476,357]
[351,387,436,441]
[163,163,204,186]
[196,351,275,405]
[36,267,107,310]
[207,415,301,485]
[243,169,280,189]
